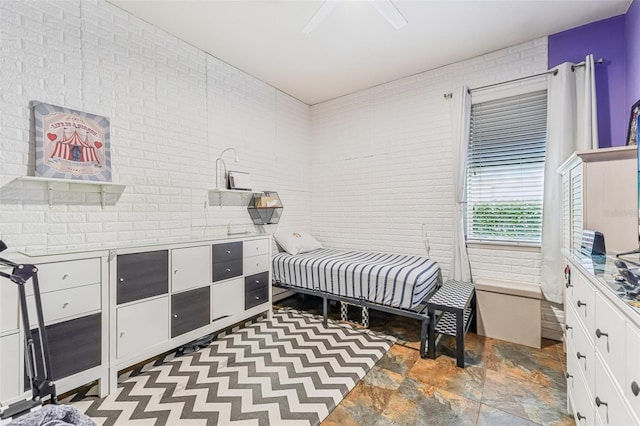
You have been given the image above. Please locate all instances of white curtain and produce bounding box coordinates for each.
[541,55,599,303]
[448,85,472,282]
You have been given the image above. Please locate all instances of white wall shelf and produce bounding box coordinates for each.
[207,188,262,207]
[18,176,126,208]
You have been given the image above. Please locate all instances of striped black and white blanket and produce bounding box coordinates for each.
[272,248,440,309]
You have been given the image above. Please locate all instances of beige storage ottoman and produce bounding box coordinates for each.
[475,278,542,348]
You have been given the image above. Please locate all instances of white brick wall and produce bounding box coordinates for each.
[309,38,561,339]
[0,1,560,339]
[0,0,311,252]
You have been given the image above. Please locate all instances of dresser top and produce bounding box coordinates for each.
[566,249,640,321]
[12,233,271,258]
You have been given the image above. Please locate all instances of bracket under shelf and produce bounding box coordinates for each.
[18,176,126,208]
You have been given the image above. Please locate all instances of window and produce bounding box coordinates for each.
[466,89,547,244]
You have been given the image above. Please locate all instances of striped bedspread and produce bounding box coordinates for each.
[272,248,440,309]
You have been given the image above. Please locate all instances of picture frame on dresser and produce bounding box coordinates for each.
[33,101,112,182]
[626,99,640,146]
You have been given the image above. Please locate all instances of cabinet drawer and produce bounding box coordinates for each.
[27,258,101,295]
[0,271,18,333]
[213,242,243,262]
[172,245,211,293]
[245,271,269,292]
[625,324,640,420]
[245,286,269,310]
[212,259,243,282]
[26,283,100,327]
[567,341,595,426]
[595,354,635,426]
[26,313,101,388]
[243,254,269,276]
[243,239,269,258]
[117,297,169,360]
[567,304,595,397]
[569,271,596,341]
[594,292,625,389]
[171,286,210,338]
[117,251,169,305]
[212,278,243,322]
[0,333,20,403]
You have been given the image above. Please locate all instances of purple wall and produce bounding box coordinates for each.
[626,0,640,113]
[549,15,626,148]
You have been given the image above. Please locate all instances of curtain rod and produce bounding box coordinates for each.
[571,57,604,71]
[443,57,606,99]
[469,69,557,93]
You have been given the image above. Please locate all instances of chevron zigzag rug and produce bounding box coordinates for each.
[64,309,394,426]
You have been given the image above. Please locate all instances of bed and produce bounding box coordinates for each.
[272,242,441,357]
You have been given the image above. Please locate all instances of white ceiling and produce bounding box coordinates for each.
[108,0,630,105]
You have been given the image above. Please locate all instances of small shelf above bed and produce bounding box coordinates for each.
[207,188,260,207]
[247,191,283,225]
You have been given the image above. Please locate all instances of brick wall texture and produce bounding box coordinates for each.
[0,0,561,339]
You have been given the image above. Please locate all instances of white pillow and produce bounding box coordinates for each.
[274,231,322,255]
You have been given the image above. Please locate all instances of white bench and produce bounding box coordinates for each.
[475,278,542,348]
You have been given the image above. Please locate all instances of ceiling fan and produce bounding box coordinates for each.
[302,0,408,34]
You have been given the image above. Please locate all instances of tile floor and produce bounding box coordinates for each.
[275,294,574,426]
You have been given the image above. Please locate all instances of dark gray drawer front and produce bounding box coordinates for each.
[244,271,269,292]
[244,272,269,309]
[212,242,243,262]
[117,250,169,304]
[171,286,210,338]
[245,286,269,310]
[212,259,243,282]
[25,313,101,389]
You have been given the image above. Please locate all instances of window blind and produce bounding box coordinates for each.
[466,89,547,244]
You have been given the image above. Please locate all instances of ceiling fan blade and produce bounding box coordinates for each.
[302,0,407,34]
[302,1,340,34]
[369,0,408,29]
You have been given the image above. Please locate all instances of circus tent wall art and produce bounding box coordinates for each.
[33,101,112,182]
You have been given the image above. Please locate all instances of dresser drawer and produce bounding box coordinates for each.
[0,271,18,333]
[625,324,640,420]
[243,254,269,276]
[243,239,269,258]
[569,271,596,341]
[26,313,101,387]
[212,242,243,262]
[117,251,169,305]
[117,297,169,360]
[595,354,635,426]
[245,286,269,310]
[594,292,626,389]
[245,271,269,292]
[245,272,269,310]
[567,340,595,426]
[212,259,243,282]
[171,286,210,338]
[26,283,101,327]
[171,245,211,293]
[567,304,595,396]
[27,258,101,295]
[212,278,243,322]
[0,333,20,403]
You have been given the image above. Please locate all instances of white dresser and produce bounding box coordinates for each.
[560,145,640,424]
[0,250,110,406]
[0,234,273,406]
[564,253,640,425]
[109,235,272,393]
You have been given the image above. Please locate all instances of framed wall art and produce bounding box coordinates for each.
[626,99,640,146]
[33,101,111,181]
